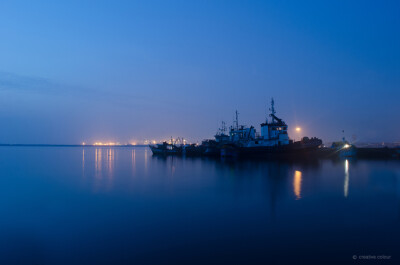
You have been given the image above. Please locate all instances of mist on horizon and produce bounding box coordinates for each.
[1,0,399,144]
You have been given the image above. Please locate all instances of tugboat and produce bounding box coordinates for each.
[221,98,322,158]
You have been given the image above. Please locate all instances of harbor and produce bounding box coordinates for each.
[149,99,400,160]
[1,1,399,264]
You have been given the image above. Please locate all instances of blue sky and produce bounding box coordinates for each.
[0,0,399,144]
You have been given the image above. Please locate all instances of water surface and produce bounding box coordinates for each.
[0,146,399,264]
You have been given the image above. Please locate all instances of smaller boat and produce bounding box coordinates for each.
[149,139,183,155]
[331,138,357,158]
[201,121,231,156]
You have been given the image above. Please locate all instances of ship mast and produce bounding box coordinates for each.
[221,121,226,134]
[218,121,227,135]
[269,98,276,123]
[235,110,239,130]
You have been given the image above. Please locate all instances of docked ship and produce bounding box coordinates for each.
[149,99,322,158]
[149,137,204,156]
[330,137,357,158]
[201,121,230,156]
[149,140,182,155]
[220,99,322,158]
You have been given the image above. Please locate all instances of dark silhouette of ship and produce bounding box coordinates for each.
[217,99,322,158]
[150,99,322,158]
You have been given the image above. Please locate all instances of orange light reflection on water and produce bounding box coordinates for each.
[293,170,302,200]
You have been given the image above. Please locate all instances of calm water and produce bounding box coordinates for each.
[0,146,399,264]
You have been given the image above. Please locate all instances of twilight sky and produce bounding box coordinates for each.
[0,0,399,144]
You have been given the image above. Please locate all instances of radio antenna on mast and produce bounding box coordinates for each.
[235,110,239,130]
[269,98,276,123]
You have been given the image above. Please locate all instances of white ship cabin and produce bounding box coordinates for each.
[244,99,290,147]
[258,116,290,146]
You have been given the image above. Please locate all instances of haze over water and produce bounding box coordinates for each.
[1,1,400,144]
[1,146,399,264]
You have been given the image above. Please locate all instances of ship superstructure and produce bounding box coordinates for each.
[220,98,322,157]
[226,99,290,148]
[215,121,230,143]
[228,110,256,143]
[251,98,289,147]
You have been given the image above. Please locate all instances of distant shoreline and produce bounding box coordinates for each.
[0,144,148,147]
[0,143,399,148]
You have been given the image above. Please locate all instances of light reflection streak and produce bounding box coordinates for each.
[93,148,117,191]
[105,148,114,190]
[344,159,349,198]
[293,170,302,200]
[82,148,85,178]
[107,149,114,180]
[144,148,148,175]
[132,149,136,176]
[95,148,102,179]
[170,156,176,176]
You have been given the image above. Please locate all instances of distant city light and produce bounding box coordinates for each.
[93,142,118,146]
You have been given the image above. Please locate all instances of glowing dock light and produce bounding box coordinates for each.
[343,144,351,149]
[294,127,302,141]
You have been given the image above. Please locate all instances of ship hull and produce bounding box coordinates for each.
[222,139,323,159]
[236,145,320,158]
[203,147,220,156]
[183,146,204,156]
